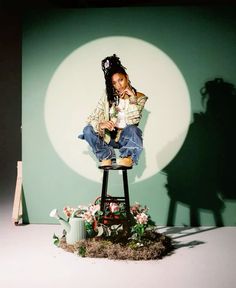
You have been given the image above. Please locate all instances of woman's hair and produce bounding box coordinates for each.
[101,54,136,106]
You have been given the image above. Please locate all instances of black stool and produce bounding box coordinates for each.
[98,165,132,230]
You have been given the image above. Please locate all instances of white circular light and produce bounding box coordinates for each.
[45,36,191,183]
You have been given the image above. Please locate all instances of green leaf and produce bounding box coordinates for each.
[113,211,120,215]
[78,246,86,257]
[52,234,60,247]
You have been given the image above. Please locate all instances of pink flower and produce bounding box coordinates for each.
[135,212,148,225]
[82,211,94,224]
[109,202,119,213]
[89,204,100,216]
[63,206,75,218]
[130,202,141,215]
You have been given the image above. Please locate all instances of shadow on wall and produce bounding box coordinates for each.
[163,78,236,226]
[129,108,150,183]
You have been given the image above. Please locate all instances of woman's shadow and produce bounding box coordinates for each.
[163,78,236,226]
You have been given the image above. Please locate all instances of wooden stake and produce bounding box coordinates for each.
[12,161,23,225]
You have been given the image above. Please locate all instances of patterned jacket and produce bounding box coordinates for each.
[87,91,148,143]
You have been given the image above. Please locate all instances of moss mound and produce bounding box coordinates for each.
[59,230,173,260]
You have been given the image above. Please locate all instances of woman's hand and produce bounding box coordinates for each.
[119,86,137,104]
[99,121,115,131]
[120,86,136,99]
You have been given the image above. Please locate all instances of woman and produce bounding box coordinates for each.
[79,54,147,167]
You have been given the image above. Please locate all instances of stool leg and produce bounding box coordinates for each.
[122,170,131,228]
[100,170,109,212]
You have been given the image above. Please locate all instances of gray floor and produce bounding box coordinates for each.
[1,200,236,288]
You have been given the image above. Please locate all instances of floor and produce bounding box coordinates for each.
[1,199,236,288]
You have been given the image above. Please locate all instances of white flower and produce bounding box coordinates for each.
[49,209,60,219]
[109,202,119,213]
[104,59,109,69]
[77,205,88,210]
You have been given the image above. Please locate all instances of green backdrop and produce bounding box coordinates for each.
[22,7,236,225]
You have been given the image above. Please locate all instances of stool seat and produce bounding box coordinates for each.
[98,164,132,231]
[98,164,132,170]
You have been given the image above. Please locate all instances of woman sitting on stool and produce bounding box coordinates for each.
[79,54,147,168]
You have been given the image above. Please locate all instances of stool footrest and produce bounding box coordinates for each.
[103,196,126,201]
[100,168,131,233]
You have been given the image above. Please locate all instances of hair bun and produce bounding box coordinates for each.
[101,54,126,76]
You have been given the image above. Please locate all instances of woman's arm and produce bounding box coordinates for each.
[86,93,114,135]
[125,92,148,125]
[87,94,106,135]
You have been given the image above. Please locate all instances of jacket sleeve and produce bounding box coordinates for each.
[125,93,148,125]
[86,94,107,136]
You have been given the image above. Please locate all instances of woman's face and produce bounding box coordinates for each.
[111,73,129,95]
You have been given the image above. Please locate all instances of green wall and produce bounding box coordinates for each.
[22,7,236,225]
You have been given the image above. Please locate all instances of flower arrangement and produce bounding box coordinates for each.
[51,198,173,260]
[56,199,156,246]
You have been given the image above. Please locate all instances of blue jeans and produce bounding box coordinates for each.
[79,125,143,164]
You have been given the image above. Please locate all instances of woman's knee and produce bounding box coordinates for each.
[124,125,142,136]
[83,125,94,137]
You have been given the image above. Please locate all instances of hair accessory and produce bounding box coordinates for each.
[104,60,110,69]
[101,54,126,76]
